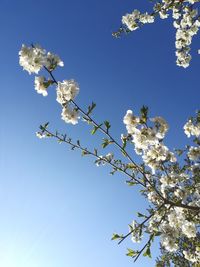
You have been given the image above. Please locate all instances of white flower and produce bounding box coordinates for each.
[34,76,48,96]
[184,119,200,137]
[36,132,46,138]
[44,52,64,71]
[173,20,180,29]
[174,7,200,68]
[182,221,196,238]
[191,163,200,174]
[151,116,169,139]
[147,191,162,204]
[105,153,114,162]
[122,9,154,31]
[19,44,46,74]
[160,222,179,252]
[132,128,158,153]
[183,250,198,263]
[123,110,140,134]
[122,13,139,31]
[139,13,154,23]
[61,106,79,125]
[161,235,179,252]
[142,144,176,173]
[130,220,142,243]
[172,10,181,20]
[160,174,177,188]
[57,80,79,104]
[159,11,169,19]
[188,146,200,161]
[95,156,105,167]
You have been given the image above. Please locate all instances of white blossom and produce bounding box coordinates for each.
[183,250,199,263]
[44,52,64,71]
[36,132,46,138]
[130,220,142,243]
[61,106,79,125]
[122,9,154,32]
[151,116,169,139]
[34,76,48,96]
[188,146,200,161]
[181,221,196,238]
[19,44,46,74]
[122,11,139,31]
[184,119,200,137]
[56,80,79,104]
[142,144,176,173]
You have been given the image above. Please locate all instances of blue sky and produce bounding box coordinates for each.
[1,0,200,266]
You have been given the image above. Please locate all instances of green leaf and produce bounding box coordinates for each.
[62,134,67,141]
[77,140,80,146]
[111,233,122,241]
[154,232,161,236]
[126,180,136,186]
[82,150,89,156]
[137,212,147,218]
[91,124,102,135]
[143,246,151,258]
[94,148,98,156]
[44,122,49,128]
[104,120,111,132]
[126,248,137,258]
[122,139,127,149]
[82,116,90,123]
[140,106,148,124]
[121,149,127,157]
[101,138,113,148]
[87,102,96,116]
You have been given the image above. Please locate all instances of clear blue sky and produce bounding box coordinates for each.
[1,0,200,266]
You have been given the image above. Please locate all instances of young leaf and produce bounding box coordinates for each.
[82,150,89,156]
[137,212,147,218]
[77,140,80,146]
[111,233,122,241]
[101,138,113,148]
[126,248,137,258]
[94,148,98,156]
[143,245,151,258]
[104,120,111,132]
[44,122,49,128]
[122,139,127,149]
[87,102,96,116]
[91,124,102,135]
[126,180,136,186]
[140,106,148,124]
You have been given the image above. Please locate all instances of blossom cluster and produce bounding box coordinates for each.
[19,44,80,124]
[122,9,154,31]
[123,110,176,173]
[123,110,200,263]
[174,6,200,68]
[149,206,200,264]
[19,44,200,264]
[121,1,200,67]
[19,44,63,75]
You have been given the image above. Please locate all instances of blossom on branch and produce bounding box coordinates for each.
[116,0,200,68]
[19,44,200,265]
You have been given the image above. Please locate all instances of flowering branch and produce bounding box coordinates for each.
[114,0,200,68]
[19,44,200,265]
[38,125,144,186]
